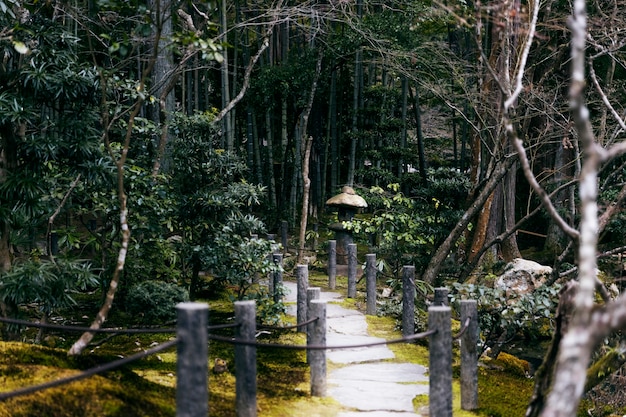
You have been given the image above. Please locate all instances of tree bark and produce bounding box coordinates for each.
[347,0,363,188]
[422,156,516,284]
[149,0,175,177]
[409,82,427,184]
[220,0,232,150]
[297,52,323,264]
[69,44,156,354]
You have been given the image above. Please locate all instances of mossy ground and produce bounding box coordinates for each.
[0,285,345,417]
[0,270,580,417]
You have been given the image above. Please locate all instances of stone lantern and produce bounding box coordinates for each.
[326,186,368,264]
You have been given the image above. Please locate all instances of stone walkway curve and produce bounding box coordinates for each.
[283,280,427,416]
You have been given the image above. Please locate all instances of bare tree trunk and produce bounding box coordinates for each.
[398,75,408,179]
[347,0,363,187]
[538,0,604,413]
[329,65,338,193]
[220,0,232,150]
[501,164,521,260]
[297,52,323,263]
[409,82,427,183]
[150,0,174,177]
[69,43,156,354]
[422,156,516,284]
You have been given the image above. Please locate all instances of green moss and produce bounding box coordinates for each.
[477,365,534,416]
[494,352,531,378]
[366,315,429,365]
[0,362,175,417]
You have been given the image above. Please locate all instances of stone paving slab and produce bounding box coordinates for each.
[328,379,428,412]
[329,363,428,383]
[327,333,395,364]
[329,363,427,414]
[281,280,426,416]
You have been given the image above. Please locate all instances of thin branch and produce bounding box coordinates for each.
[504,0,541,110]
[510,132,580,240]
[47,174,82,259]
[213,35,271,124]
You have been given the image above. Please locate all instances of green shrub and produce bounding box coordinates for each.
[125,281,189,323]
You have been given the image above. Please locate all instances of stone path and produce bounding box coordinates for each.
[283,281,427,416]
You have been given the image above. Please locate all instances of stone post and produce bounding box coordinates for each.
[347,243,357,298]
[328,240,337,290]
[235,300,257,417]
[461,300,479,410]
[176,302,208,417]
[309,299,327,397]
[429,305,452,417]
[306,287,321,363]
[434,287,449,306]
[296,265,309,332]
[366,254,377,315]
[402,266,416,337]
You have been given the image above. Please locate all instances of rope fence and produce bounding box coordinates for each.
[0,255,479,417]
[0,316,240,333]
[207,328,437,350]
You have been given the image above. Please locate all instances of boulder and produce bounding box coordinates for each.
[495,258,552,297]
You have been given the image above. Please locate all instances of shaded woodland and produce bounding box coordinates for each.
[1,0,626,416]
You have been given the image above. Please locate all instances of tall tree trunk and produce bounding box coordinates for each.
[69,109,138,355]
[220,0,232,150]
[409,82,427,184]
[297,52,323,263]
[290,118,302,223]
[422,156,516,284]
[265,110,277,208]
[280,96,288,209]
[150,0,175,177]
[347,0,363,187]
[398,75,408,179]
[501,163,521,260]
[544,141,570,254]
[329,65,338,193]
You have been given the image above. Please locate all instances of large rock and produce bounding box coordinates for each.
[495,258,552,297]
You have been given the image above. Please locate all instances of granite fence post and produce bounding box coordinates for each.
[429,305,452,417]
[296,264,309,332]
[235,300,257,417]
[402,266,416,337]
[461,300,479,410]
[434,287,449,306]
[306,287,321,363]
[309,299,327,397]
[366,254,377,315]
[347,243,357,298]
[176,302,208,417]
[271,253,283,303]
[328,240,337,290]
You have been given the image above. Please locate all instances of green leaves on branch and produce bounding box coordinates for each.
[0,257,101,317]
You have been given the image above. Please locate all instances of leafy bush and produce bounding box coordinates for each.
[345,178,468,276]
[449,282,561,356]
[0,256,100,316]
[125,281,189,323]
[246,284,288,326]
